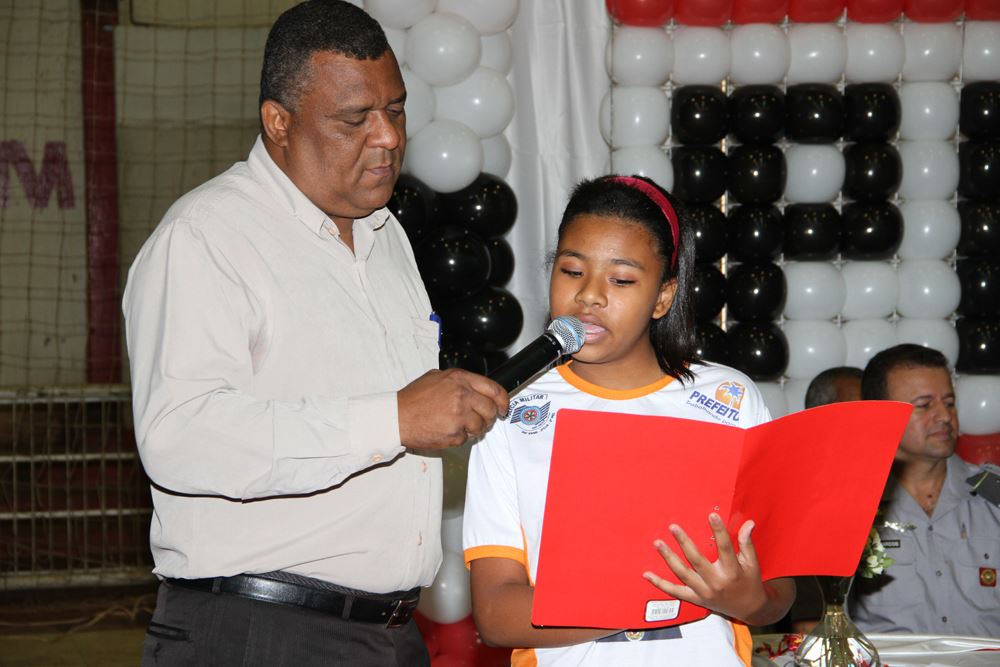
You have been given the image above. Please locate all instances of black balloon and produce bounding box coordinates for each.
[726,262,786,322]
[415,226,491,299]
[671,146,727,204]
[388,174,439,243]
[785,83,844,144]
[691,264,727,321]
[956,318,1000,374]
[960,81,1000,141]
[841,201,903,260]
[844,83,901,143]
[843,142,902,201]
[783,203,842,260]
[439,287,523,351]
[726,322,788,381]
[671,85,729,145]
[439,172,518,238]
[485,237,515,286]
[727,205,783,262]
[727,144,786,204]
[688,204,727,264]
[729,85,785,145]
[958,200,1000,257]
[957,258,1000,317]
[694,322,729,365]
[959,141,1000,200]
[439,344,488,374]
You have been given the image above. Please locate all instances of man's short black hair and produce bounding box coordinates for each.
[260,0,390,111]
[861,344,950,401]
[804,366,863,409]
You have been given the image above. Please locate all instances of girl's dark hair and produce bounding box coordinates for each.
[260,0,389,111]
[557,175,699,382]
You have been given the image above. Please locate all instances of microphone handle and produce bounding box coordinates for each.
[488,333,565,393]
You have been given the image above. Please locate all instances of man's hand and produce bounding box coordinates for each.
[642,514,772,624]
[397,369,508,450]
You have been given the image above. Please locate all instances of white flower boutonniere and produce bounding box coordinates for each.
[858,527,895,579]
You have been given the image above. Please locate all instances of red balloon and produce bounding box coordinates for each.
[675,0,731,25]
[788,0,844,21]
[732,0,788,23]
[435,615,482,662]
[957,432,1000,466]
[966,0,1000,20]
[904,0,963,21]
[846,0,902,22]
[605,0,674,25]
[430,655,475,667]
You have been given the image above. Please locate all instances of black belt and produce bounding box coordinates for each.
[164,575,420,628]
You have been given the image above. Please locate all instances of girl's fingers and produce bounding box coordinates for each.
[668,524,712,573]
[736,520,759,569]
[653,538,709,598]
[709,513,739,571]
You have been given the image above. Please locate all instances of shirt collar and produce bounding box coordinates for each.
[247,135,390,237]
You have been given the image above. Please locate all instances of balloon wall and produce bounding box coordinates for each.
[369,1,518,663]
[605,3,1000,451]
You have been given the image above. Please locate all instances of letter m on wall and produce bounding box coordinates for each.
[0,140,75,209]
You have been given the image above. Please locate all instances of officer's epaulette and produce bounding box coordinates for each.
[967,462,1000,508]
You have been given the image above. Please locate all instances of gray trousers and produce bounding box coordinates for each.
[141,581,430,667]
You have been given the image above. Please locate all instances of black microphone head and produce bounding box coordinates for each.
[548,316,585,355]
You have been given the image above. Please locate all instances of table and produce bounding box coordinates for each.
[752,633,1000,667]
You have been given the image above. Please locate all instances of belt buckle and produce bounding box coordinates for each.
[384,598,417,628]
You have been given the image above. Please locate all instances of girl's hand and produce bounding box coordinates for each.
[642,513,780,625]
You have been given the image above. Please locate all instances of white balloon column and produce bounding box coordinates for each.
[366,2,519,665]
[604,3,1000,452]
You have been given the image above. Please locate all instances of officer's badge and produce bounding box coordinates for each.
[980,567,997,587]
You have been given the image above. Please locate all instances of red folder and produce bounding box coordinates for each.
[531,401,912,629]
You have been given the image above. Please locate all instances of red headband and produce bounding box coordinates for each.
[610,176,680,270]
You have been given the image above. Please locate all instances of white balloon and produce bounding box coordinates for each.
[441,510,464,554]
[481,32,512,73]
[384,26,407,67]
[902,23,962,82]
[783,145,845,204]
[783,378,810,414]
[782,262,845,320]
[364,0,435,29]
[962,21,1000,82]
[895,318,959,368]
[898,200,960,260]
[606,26,673,87]
[783,320,847,381]
[956,375,1000,435]
[841,261,898,320]
[417,551,472,624]
[434,66,514,138]
[671,27,730,85]
[406,12,482,87]
[842,319,897,369]
[404,120,483,193]
[481,133,512,178]
[897,141,960,201]
[599,86,670,148]
[845,23,904,83]
[401,67,434,138]
[899,82,959,140]
[786,23,846,85]
[436,0,518,35]
[896,259,962,319]
[756,381,788,419]
[729,24,789,85]
[611,146,674,190]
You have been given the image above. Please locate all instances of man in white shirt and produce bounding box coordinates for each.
[122,2,507,665]
[848,344,1000,638]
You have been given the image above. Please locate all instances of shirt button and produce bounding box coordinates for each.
[417,532,423,546]
[421,461,428,473]
[936,570,942,577]
[372,454,383,463]
[928,525,934,532]
[942,616,948,623]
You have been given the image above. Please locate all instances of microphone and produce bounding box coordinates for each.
[488,316,586,394]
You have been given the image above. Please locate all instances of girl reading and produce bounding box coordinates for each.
[462,175,794,666]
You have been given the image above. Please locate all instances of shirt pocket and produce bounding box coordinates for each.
[857,531,923,608]
[410,317,441,375]
[955,539,1000,610]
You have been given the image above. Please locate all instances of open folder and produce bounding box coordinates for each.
[531,400,913,630]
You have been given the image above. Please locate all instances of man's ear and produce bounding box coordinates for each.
[260,99,292,147]
[652,279,677,320]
